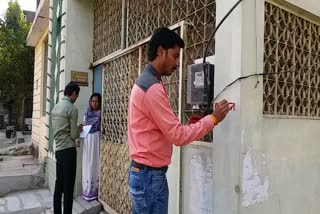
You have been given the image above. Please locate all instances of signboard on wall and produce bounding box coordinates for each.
[71,71,88,86]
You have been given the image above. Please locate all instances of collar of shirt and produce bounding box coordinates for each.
[146,64,162,81]
[62,96,72,103]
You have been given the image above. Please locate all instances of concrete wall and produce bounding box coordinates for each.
[46,157,56,193]
[240,1,320,213]
[212,0,320,214]
[167,146,180,214]
[65,0,93,197]
[181,142,214,214]
[210,0,243,213]
[32,28,49,162]
[65,0,94,121]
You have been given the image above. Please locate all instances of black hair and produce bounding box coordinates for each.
[90,93,102,109]
[64,81,80,96]
[148,27,185,61]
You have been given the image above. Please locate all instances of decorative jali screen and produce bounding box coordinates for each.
[128,0,216,134]
[95,0,216,213]
[100,49,139,213]
[93,0,122,61]
[264,2,320,118]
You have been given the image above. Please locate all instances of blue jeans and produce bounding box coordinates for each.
[129,166,169,214]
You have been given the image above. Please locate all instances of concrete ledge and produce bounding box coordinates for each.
[0,174,43,197]
[89,200,102,214]
[0,156,46,196]
[74,196,102,214]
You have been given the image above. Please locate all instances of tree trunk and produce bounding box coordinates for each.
[18,94,26,130]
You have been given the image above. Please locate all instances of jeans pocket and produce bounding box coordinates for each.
[151,171,168,198]
[129,171,148,213]
[151,171,169,214]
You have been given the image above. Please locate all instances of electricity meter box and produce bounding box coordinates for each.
[187,63,214,105]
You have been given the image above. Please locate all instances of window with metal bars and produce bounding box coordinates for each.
[95,0,216,143]
[263,2,320,118]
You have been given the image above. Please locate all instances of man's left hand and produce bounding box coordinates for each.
[78,124,83,132]
[76,139,81,147]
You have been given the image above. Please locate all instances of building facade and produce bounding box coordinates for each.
[28,0,94,197]
[28,0,320,213]
[94,0,320,214]
[45,0,94,196]
[26,0,49,161]
[213,0,320,213]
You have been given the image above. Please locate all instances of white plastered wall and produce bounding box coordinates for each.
[211,0,320,213]
[64,0,94,196]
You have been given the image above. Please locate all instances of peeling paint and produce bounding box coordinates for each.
[242,150,269,207]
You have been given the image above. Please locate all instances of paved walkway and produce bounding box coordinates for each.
[0,132,104,214]
[0,189,52,214]
[0,188,104,214]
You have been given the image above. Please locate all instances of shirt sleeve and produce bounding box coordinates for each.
[143,83,215,146]
[70,107,80,140]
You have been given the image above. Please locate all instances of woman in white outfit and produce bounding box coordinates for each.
[81,93,101,201]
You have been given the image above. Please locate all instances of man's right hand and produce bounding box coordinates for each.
[78,124,83,132]
[212,99,231,123]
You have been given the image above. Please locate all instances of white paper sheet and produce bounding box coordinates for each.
[80,125,92,139]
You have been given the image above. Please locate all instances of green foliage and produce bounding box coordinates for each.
[0,0,34,126]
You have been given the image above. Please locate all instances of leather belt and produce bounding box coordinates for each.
[131,160,168,173]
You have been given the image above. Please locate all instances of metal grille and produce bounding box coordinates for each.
[183,0,215,142]
[102,50,139,144]
[93,0,122,61]
[264,2,320,118]
[162,73,180,116]
[128,1,216,141]
[97,0,217,211]
[127,0,216,48]
[141,44,149,70]
[100,44,182,212]
[101,42,183,141]
[99,143,131,214]
[99,49,139,213]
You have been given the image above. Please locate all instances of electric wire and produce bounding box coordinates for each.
[199,0,244,114]
[199,0,320,112]
[203,0,244,65]
[212,63,320,102]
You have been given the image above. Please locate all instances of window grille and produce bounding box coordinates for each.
[93,0,123,61]
[102,50,139,144]
[96,0,217,212]
[264,2,320,118]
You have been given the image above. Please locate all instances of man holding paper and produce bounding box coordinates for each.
[51,81,83,214]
